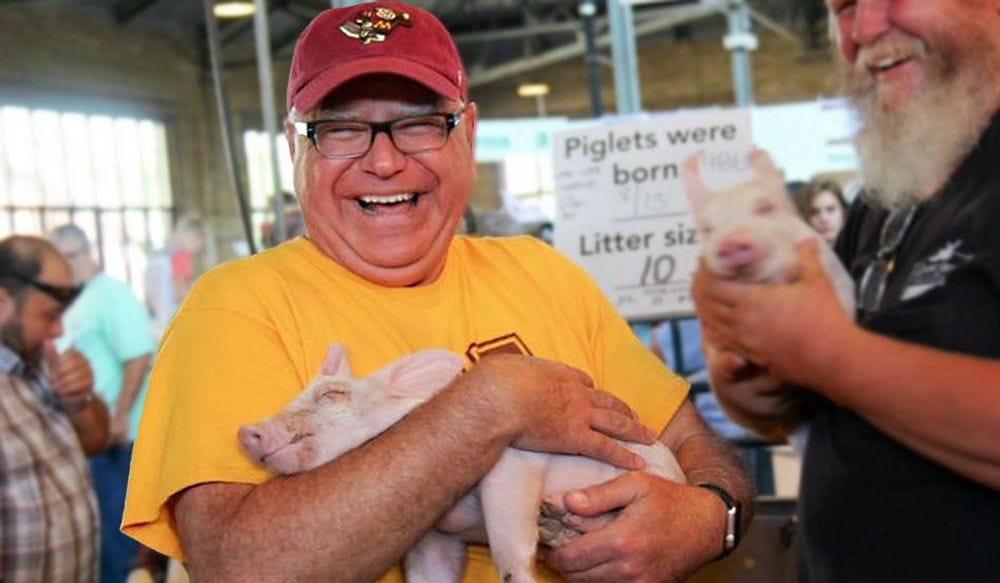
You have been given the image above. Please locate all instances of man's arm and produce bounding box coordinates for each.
[542,401,753,582]
[67,395,111,456]
[696,241,1000,488]
[111,354,151,444]
[176,355,657,581]
[46,346,111,455]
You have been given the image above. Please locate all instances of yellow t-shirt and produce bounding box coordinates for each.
[123,235,688,581]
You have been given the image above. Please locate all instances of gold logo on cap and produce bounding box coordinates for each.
[339,7,412,45]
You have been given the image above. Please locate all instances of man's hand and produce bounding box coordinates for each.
[44,342,95,412]
[468,355,658,471]
[542,474,722,582]
[703,343,800,442]
[693,240,853,386]
[109,411,130,444]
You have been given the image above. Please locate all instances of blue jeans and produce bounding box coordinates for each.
[89,442,139,583]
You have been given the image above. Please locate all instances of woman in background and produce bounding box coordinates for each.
[795,179,849,245]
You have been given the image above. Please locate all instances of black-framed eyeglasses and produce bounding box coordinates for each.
[857,205,918,313]
[293,106,466,160]
[0,272,82,305]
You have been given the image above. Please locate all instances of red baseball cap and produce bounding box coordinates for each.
[286,2,467,113]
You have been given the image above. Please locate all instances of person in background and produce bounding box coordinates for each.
[794,178,849,245]
[122,3,752,581]
[144,214,207,341]
[693,0,1000,580]
[49,224,156,583]
[0,234,109,582]
[262,191,307,247]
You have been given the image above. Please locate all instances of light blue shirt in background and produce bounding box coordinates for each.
[55,273,155,441]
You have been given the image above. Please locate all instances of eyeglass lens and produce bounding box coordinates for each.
[311,111,459,159]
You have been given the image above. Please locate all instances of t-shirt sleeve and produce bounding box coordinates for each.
[533,240,690,435]
[121,268,307,560]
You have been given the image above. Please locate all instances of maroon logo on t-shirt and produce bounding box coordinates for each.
[465,333,533,362]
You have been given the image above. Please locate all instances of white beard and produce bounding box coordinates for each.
[846,32,1000,210]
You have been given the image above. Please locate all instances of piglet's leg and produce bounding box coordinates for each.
[404,529,465,583]
[481,449,547,583]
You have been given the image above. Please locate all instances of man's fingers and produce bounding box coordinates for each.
[589,389,636,419]
[42,340,60,367]
[545,525,620,576]
[589,408,656,445]
[580,435,646,471]
[563,474,638,517]
[570,367,596,389]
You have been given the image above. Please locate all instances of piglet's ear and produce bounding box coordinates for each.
[681,152,711,214]
[748,148,786,194]
[320,343,352,377]
[379,350,464,396]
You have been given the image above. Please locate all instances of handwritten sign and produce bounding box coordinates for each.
[553,108,753,319]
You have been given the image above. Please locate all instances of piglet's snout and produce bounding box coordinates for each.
[238,424,271,461]
[716,237,761,270]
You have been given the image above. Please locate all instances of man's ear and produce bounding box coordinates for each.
[0,288,15,324]
[284,121,299,160]
[463,102,478,154]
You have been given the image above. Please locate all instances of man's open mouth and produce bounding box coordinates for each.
[868,55,910,74]
[357,193,421,214]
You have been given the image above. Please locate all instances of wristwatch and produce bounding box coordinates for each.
[697,482,741,560]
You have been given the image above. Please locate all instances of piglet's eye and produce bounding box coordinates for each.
[315,387,349,405]
[754,198,776,215]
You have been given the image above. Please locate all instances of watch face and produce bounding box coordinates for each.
[724,504,739,550]
[697,483,740,555]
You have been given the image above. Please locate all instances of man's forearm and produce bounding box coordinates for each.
[115,355,151,421]
[179,375,519,581]
[68,396,110,455]
[664,403,754,538]
[804,326,1000,488]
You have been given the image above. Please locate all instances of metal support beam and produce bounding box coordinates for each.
[453,20,584,44]
[723,0,756,106]
[579,0,604,117]
[607,0,641,114]
[254,0,286,243]
[468,1,724,89]
[202,0,257,255]
[113,0,160,24]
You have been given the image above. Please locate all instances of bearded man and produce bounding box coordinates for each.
[692,1,1000,580]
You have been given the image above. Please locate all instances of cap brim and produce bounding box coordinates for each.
[291,56,462,113]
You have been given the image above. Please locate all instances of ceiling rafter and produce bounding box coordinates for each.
[113,0,160,25]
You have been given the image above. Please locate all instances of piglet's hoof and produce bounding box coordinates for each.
[538,498,582,548]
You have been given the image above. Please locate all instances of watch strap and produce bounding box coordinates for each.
[697,482,740,561]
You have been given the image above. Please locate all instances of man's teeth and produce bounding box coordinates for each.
[360,194,414,205]
[868,54,910,72]
[357,193,420,212]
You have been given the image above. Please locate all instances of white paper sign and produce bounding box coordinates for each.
[553,108,753,319]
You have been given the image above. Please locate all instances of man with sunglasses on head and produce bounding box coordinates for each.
[693,1,1000,581]
[122,2,751,581]
[0,234,109,582]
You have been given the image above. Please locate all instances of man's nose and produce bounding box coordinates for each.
[852,0,891,46]
[358,130,406,177]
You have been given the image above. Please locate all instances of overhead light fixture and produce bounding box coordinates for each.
[516,83,550,98]
[517,83,551,117]
[213,1,256,19]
